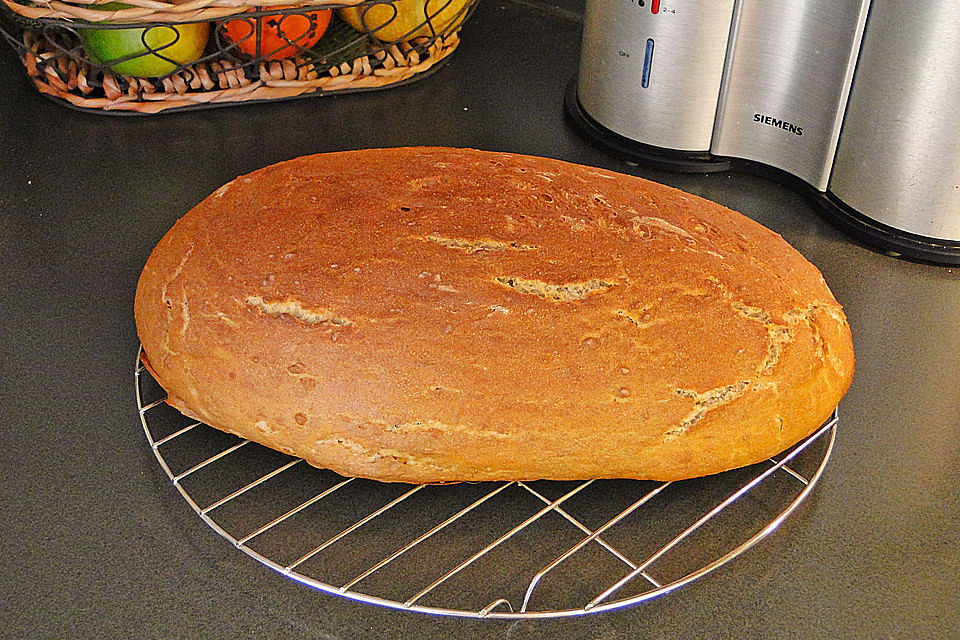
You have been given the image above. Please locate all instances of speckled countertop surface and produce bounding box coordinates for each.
[1,2,958,638]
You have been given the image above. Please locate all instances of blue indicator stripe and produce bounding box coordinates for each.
[641,38,654,88]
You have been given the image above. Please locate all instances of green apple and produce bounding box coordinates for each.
[79,3,209,78]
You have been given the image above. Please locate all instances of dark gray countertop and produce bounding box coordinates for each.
[2,2,958,638]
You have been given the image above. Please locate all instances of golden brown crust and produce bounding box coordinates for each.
[134,147,854,483]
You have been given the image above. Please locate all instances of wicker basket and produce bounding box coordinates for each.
[0,0,476,113]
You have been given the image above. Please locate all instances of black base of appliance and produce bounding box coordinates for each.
[808,192,960,266]
[563,78,732,173]
[564,77,960,266]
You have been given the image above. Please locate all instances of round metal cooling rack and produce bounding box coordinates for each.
[136,347,838,619]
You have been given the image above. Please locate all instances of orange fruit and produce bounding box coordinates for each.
[221,7,332,61]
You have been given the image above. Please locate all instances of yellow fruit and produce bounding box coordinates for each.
[340,0,469,43]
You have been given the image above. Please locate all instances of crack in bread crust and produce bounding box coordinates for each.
[494,276,614,302]
[631,215,695,239]
[666,380,752,439]
[309,436,452,472]
[728,300,793,376]
[707,276,797,377]
[245,296,353,327]
[660,285,847,441]
[785,303,847,374]
[422,235,538,253]
[158,244,194,359]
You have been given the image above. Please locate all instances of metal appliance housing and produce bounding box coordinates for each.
[567,0,960,264]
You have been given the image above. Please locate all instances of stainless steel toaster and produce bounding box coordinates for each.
[566,0,960,265]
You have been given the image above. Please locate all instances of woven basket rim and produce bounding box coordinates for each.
[11,23,461,113]
[1,0,443,23]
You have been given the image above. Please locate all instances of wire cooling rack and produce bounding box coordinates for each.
[136,347,838,618]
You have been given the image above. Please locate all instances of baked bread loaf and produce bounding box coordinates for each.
[135,147,854,483]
